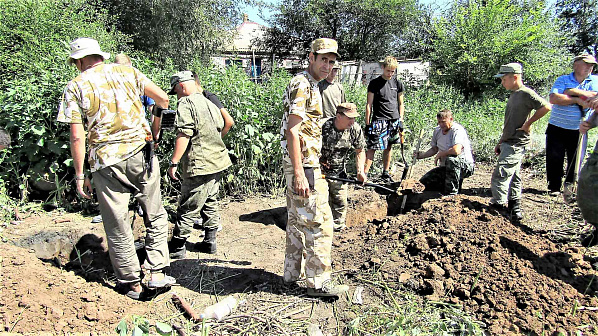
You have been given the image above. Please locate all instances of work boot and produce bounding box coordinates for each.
[195,227,217,254]
[380,171,395,183]
[508,199,524,222]
[168,237,187,260]
[306,280,349,297]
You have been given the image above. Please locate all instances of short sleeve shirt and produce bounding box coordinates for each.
[431,122,474,165]
[57,64,152,172]
[203,90,224,109]
[318,80,346,119]
[320,117,366,174]
[549,73,598,130]
[500,86,549,146]
[367,75,404,120]
[280,71,323,167]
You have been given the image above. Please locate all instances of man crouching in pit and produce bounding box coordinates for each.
[280,38,349,297]
[414,109,475,196]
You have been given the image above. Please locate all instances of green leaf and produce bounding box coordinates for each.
[64,159,73,167]
[31,125,45,136]
[132,326,144,336]
[115,319,128,336]
[155,321,173,334]
[36,138,45,147]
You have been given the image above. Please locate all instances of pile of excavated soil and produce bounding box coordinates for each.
[334,194,598,335]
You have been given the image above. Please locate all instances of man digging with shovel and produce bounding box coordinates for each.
[320,102,367,231]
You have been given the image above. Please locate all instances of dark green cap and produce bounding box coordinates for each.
[168,71,194,95]
[494,63,522,78]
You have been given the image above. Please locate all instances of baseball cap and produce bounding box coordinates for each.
[573,53,597,64]
[168,71,195,95]
[311,38,339,57]
[337,103,359,118]
[494,63,523,78]
[67,38,111,65]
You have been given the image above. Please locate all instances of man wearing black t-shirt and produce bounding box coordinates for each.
[364,56,405,182]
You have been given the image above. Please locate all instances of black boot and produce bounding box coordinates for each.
[168,237,187,259]
[195,227,217,254]
[508,199,523,222]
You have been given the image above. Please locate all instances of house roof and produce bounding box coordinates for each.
[224,14,268,53]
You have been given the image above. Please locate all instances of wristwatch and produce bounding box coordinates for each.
[169,162,179,167]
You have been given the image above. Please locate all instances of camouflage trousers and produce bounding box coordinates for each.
[92,149,169,283]
[173,171,223,240]
[326,179,348,227]
[283,162,334,289]
[491,143,525,204]
[419,156,474,195]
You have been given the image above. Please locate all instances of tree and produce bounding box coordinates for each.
[430,0,570,97]
[259,0,419,61]
[555,0,598,55]
[89,0,244,68]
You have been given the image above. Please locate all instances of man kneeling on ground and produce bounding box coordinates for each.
[320,103,367,231]
[414,109,475,196]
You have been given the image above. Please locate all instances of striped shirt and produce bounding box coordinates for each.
[549,72,598,130]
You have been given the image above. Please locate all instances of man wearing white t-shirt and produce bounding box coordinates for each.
[414,109,475,195]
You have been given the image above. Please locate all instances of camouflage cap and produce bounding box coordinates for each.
[336,103,359,118]
[493,63,522,78]
[312,38,339,57]
[573,53,597,64]
[168,71,195,95]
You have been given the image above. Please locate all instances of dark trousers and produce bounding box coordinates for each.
[545,124,580,192]
[420,156,474,195]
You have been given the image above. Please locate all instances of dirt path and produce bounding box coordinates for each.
[1,162,597,335]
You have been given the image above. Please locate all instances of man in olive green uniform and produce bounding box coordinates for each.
[320,103,367,231]
[318,63,346,120]
[58,38,174,300]
[280,38,349,297]
[491,63,551,221]
[167,71,232,258]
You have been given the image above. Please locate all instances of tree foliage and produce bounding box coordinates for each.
[430,0,570,97]
[555,0,598,55]
[260,0,419,61]
[89,0,244,68]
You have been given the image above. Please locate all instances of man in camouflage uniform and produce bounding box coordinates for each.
[318,63,346,120]
[414,109,474,196]
[167,71,232,258]
[320,103,367,231]
[58,38,175,300]
[280,38,349,297]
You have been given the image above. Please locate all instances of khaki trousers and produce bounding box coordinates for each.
[93,149,169,283]
[283,162,334,289]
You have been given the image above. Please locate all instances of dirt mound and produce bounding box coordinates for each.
[0,243,149,334]
[335,194,598,335]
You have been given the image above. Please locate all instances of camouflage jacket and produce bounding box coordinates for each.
[320,117,366,175]
[280,71,323,167]
[57,63,152,172]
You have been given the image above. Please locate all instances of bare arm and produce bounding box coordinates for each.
[168,133,190,180]
[365,92,374,125]
[144,82,169,142]
[549,93,584,106]
[434,144,463,166]
[286,114,309,197]
[355,148,367,183]
[398,92,404,120]
[518,105,552,133]
[70,123,92,199]
[415,146,439,160]
[220,108,234,137]
[564,88,597,99]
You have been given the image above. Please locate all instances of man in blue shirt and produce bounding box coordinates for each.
[546,54,598,203]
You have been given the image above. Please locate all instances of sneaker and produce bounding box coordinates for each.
[379,172,395,183]
[563,183,576,204]
[307,281,349,297]
[147,274,177,289]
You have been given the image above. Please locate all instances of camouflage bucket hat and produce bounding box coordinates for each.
[67,38,111,65]
[168,71,195,95]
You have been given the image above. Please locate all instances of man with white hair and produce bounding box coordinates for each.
[58,38,175,300]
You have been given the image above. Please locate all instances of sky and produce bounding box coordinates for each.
[241,0,452,27]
